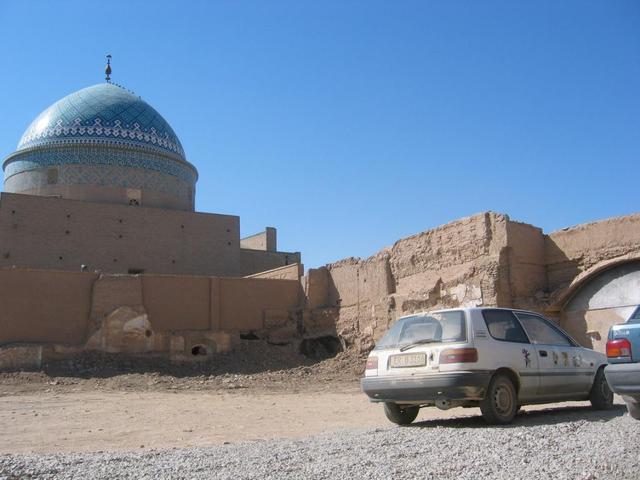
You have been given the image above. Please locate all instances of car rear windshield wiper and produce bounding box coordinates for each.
[399,339,437,352]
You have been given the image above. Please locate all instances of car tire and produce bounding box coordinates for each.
[383,402,419,425]
[480,373,517,425]
[590,367,614,410]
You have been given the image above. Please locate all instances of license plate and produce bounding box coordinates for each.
[389,352,427,368]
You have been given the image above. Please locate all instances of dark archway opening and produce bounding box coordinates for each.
[240,331,260,340]
[191,345,207,356]
[299,336,343,359]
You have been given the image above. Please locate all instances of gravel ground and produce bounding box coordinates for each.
[1,406,637,480]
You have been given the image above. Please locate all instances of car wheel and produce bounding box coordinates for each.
[480,373,517,424]
[590,367,614,410]
[383,402,419,425]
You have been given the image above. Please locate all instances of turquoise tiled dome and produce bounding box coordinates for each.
[16,83,186,160]
[3,82,197,211]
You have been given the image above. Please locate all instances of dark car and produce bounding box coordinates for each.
[604,363,640,419]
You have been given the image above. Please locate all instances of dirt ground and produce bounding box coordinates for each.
[0,345,625,454]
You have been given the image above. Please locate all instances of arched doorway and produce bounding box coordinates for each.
[560,261,640,353]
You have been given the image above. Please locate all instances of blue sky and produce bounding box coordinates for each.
[0,1,638,268]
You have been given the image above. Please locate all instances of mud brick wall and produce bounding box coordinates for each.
[304,212,542,350]
[545,213,640,297]
[0,269,304,352]
[0,192,300,278]
[304,212,640,352]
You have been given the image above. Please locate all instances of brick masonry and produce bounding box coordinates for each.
[301,212,640,353]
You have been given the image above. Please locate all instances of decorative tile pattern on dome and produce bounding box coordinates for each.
[5,145,197,184]
[17,83,186,160]
[5,164,193,201]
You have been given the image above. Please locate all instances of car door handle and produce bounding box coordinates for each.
[539,350,548,357]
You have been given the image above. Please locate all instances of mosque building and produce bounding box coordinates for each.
[1,58,299,277]
[0,58,638,370]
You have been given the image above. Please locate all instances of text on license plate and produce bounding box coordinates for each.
[389,352,427,368]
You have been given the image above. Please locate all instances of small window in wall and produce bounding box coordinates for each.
[482,310,529,343]
[47,168,59,185]
[126,188,142,206]
[191,345,207,356]
[128,268,145,275]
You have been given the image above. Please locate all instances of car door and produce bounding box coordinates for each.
[514,312,591,398]
[480,309,539,401]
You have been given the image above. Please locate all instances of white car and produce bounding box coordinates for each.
[361,307,613,425]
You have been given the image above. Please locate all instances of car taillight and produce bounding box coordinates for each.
[439,348,478,364]
[365,356,378,370]
[607,338,632,358]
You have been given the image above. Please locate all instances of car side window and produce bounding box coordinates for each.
[515,313,572,346]
[482,310,529,343]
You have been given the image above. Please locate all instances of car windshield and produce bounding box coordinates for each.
[374,311,466,350]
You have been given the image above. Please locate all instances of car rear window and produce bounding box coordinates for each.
[482,309,529,343]
[374,311,466,349]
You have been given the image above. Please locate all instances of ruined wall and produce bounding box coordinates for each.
[0,269,98,345]
[143,275,213,331]
[389,213,508,308]
[303,268,331,310]
[4,207,639,365]
[543,214,640,351]
[323,254,394,346]
[0,268,304,366]
[219,278,302,331]
[303,211,640,353]
[505,221,547,309]
[546,213,640,297]
[305,212,524,350]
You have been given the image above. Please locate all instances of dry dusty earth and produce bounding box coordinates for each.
[0,344,629,455]
[0,345,439,453]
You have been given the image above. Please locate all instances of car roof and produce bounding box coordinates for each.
[397,306,540,320]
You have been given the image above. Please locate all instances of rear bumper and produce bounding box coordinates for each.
[361,371,492,403]
[608,357,633,364]
[605,363,640,397]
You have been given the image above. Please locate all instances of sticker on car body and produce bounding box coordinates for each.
[522,348,531,367]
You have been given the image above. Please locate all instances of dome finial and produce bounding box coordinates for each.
[105,54,112,83]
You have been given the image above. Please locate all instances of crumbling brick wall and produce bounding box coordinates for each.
[303,212,640,352]
[303,212,544,351]
[545,213,640,303]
